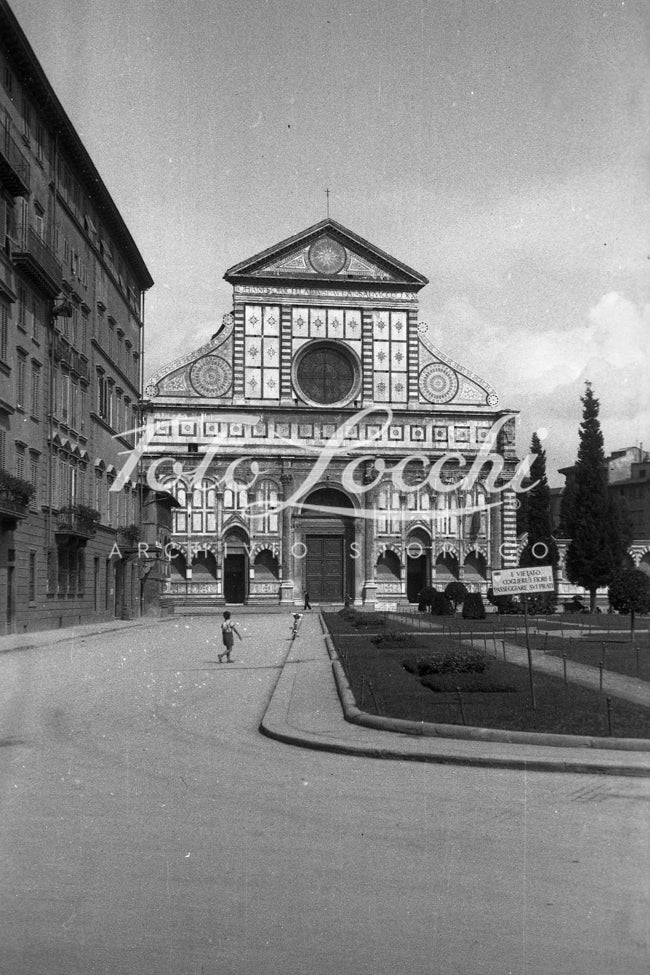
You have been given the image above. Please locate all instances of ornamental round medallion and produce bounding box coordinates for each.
[308,236,347,275]
[189,355,232,397]
[293,341,361,407]
[487,391,500,407]
[419,362,459,404]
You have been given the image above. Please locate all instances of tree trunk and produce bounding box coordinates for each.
[631,607,635,644]
[590,588,597,613]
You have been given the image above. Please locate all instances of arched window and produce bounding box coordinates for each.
[191,479,216,533]
[377,486,401,533]
[434,492,458,536]
[465,486,487,538]
[172,481,188,533]
[223,482,250,517]
[253,480,279,533]
[407,487,431,513]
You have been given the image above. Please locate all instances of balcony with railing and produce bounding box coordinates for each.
[13,227,63,298]
[0,471,33,528]
[0,130,30,197]
[55,505,100,546]
[53,332,90,381]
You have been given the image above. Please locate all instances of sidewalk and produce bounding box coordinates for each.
[0,616,175,656]
[260,612,650,776]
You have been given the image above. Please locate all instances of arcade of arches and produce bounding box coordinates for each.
[164,478,497,605]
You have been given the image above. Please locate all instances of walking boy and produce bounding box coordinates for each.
[218,611,242,662]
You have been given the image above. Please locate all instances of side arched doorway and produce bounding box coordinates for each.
[406,528,431,602]
[296,487,356,604]
[223,528,249,604]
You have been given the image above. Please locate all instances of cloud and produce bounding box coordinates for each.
[432,291,649,483]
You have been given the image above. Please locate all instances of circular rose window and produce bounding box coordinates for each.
[308,237,347,275]
[293,341,361,407]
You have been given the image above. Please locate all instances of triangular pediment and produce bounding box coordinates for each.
[224,219,428,288]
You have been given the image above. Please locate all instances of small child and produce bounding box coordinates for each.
[218,610,242,663]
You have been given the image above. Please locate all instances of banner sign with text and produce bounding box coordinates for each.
[491,565,555,596]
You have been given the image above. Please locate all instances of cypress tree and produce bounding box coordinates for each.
[557,474,576,537]
[519,431,558,612]
[564,383,626,610]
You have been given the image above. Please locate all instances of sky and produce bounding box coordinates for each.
[9,0,650,484]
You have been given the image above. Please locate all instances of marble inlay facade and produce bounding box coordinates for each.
[142,219,520,605]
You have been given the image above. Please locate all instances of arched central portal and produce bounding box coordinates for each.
[297,487,355,604]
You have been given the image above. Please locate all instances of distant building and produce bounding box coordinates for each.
[607,449,650,564]
[0,0,153,633]
[142,218,521,607]
[554,445,650,603]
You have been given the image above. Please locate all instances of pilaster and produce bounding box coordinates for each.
[279,469,294,603]
[362,462,378,605]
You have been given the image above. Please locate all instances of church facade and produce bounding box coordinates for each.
[140,219,521,606]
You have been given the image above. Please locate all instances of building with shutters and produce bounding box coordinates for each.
[141,218,523,606]
[553,445,650,605]
[0,0,153,634]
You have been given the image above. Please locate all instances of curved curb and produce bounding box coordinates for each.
[258,622,650,776]
[330,657,650,753]
[259,665,650,776]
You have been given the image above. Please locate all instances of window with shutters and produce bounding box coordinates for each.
[16,352,26,409]
[30,362,40,418]
[0,302,8,362]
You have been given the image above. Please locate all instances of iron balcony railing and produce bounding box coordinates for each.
[0,130,30,196]
[13,227,63,297]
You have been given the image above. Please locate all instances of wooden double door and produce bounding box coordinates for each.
[305,535,344,603]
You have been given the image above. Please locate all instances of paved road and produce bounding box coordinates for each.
[1,615,649,975]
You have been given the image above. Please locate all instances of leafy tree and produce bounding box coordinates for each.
[444,581,469,612]
[462,591,486,619]
[518,431,558,613]
[564,384,627,611]
[608,569,650,642]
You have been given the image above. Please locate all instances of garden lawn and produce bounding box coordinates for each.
[382,610,650,681]
[324,611,650,739]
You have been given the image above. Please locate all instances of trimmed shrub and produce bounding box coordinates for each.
[430,590,454,616]
[352,613,385,628]
[417,586,438,612]
[403,649,488,676]
[444,581,469,612]
[421,675,516,693]
[527,591,557,615]
[487,589,522,615]
[371,629,408,646]
[462,592,486,619]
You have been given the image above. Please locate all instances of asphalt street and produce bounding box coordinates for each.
[1,614,649,975]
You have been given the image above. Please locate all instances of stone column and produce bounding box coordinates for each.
[362,463,378,605]
[279,470,294,604]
